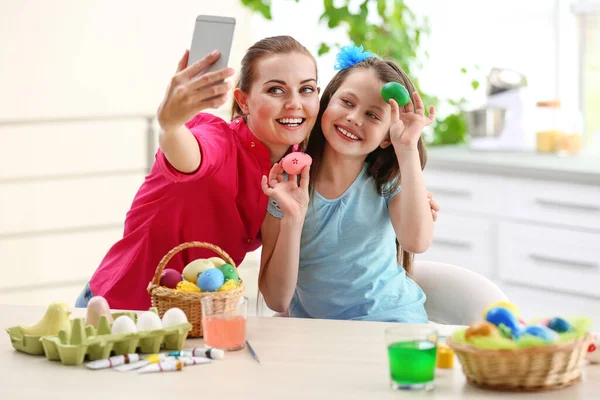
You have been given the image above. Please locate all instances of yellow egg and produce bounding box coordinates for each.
[482,301,520,320]
[217,279,238,292]
[208,257,227,268]
[465,322,501,342]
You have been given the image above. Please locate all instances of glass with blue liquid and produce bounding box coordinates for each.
[385,325,438,391]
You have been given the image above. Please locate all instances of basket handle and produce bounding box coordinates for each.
[148,241,236,289]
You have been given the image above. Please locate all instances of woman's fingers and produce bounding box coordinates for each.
[176,50,190,73]
[180,50,222,80]
[430,197,440,212]
[196,94,229,110]
[189,67,235,91]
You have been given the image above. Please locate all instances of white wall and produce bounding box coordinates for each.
[0,0,254,120]
[0,1,258,307]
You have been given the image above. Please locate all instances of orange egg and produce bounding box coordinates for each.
[465,322,501,342]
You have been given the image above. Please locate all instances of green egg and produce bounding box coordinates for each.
[381,82,410,106]
[218,263,239,283]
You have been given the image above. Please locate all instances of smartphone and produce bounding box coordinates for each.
[187,15,236,76]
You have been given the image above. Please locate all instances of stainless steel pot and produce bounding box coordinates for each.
[464,108,507,138]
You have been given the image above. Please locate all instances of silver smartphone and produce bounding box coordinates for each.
[187,15,236,75]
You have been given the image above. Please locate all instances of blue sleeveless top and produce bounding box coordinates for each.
[268,164,427,323]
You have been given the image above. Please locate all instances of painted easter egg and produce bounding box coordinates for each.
[381,82,410,106]
[482,301,521,320]
[182,259,215,284]
[197,269,225,292]
[464,322,502,342]
[160,268,182,289]
[521,325,559,342]
[281,152,312,175]
[208,257,227,268]
[485,307,522,338]
[218,264,239,283]
[85,296,113,328]
[586,335,600,364]
[547,317,572,333]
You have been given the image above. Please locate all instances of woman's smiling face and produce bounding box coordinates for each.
[241,52,320,149]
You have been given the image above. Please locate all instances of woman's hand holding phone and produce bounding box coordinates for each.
[157,50,235,133]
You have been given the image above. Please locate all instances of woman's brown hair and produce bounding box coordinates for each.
[231,35,317,120]
[304,57,428,276]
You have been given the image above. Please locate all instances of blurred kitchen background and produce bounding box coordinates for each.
[1,0,598,327]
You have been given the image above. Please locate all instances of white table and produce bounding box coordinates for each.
[1,304,598,399]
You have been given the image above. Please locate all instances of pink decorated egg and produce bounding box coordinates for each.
[160,268,183,289]
[281,152,312,175]
[85,296,113,328]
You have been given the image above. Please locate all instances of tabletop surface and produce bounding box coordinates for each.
[1,304,598,400]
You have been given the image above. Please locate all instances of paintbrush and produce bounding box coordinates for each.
[246,340,260,364]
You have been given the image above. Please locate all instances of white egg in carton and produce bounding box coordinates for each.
[38,301,192,366]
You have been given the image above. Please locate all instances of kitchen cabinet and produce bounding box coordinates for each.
[417,146,600,330]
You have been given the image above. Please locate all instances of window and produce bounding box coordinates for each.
[573,1,600,149]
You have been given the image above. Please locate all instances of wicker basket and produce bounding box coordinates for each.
[447,334,592,392]
[147,241,245,338]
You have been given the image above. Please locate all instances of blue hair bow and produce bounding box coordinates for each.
[334,44,375,70]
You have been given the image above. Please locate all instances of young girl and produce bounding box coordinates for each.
[259,46,436,322]
[76,36,321,310]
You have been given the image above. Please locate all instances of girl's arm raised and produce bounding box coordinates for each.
[157,50,234,173]
[258,163,310,313]
[387,94,435,253]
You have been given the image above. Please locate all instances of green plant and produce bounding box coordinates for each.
[240,0,469,146]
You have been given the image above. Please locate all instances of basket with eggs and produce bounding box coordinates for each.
[447,301,594,392]
[147,241,245,337]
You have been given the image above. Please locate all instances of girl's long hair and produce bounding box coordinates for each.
[304,57,427,276]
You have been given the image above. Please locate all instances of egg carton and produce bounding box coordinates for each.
[7,308,192,365]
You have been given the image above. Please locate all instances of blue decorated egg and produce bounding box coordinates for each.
[547,317,572,333]
[522,325,559,342]
[196,269,225,292]
[485,307,522,338]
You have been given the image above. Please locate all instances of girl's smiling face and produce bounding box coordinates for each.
[320,68,393,158]
[236,52,320,153]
